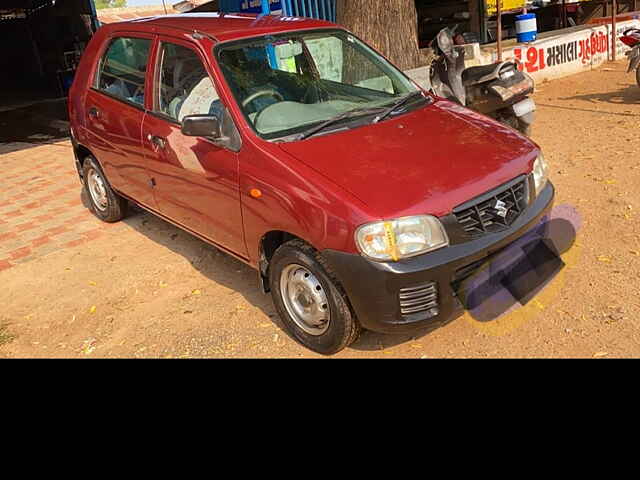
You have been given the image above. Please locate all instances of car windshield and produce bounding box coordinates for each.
[215,29,421,140]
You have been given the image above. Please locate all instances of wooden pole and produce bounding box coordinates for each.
[497,0,503,61]
[612,0,617,61]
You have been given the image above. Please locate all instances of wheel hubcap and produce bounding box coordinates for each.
[280,264,330,336]
[87,168,108,211]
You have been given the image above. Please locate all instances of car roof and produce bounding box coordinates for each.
[109,13,339,43]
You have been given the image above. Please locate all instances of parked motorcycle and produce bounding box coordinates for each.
[429,27,536,136]
[620,28,640,87]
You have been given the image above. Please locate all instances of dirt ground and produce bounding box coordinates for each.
[1,60,639,358]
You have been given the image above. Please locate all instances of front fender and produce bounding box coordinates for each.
[238,143,369,268]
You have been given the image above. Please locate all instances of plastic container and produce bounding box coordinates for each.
[515,13,537,43]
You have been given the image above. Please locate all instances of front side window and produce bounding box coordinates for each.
[156,42,221,123]
[97,36,151,106]
[215,29,420,140]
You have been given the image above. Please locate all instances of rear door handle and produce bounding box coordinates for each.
[88,107,100,119]
[148,134,166,150]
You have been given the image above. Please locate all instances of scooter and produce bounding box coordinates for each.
[429,27,536,136]
[620,28,640,87]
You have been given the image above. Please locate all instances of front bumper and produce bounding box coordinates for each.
[322,181,555,334]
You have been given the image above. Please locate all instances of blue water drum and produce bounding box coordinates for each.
[515,13,537,43]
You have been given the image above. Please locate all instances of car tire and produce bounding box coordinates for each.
[82,155,127,223]
[269,239,361,355]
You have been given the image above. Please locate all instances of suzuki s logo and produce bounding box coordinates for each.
[494,200,509,218]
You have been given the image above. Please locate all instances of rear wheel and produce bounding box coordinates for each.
[82,155,127,223]
[269,239,361,355]
[636,67,640,88]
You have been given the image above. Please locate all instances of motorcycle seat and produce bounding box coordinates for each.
[462,64,501,86]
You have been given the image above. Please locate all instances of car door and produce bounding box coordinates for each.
[84,33,156,208]
[141,37,246,257]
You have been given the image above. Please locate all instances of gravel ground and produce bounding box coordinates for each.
[1,60,639,358]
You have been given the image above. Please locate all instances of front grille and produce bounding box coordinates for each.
[453,177,529,237]
[399,281,439,316]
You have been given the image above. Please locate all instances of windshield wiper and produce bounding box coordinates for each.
[372,91,430,124]
[295,106,386,141]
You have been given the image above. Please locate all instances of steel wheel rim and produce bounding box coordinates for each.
[279,264,330,336]
[87,168,108,211]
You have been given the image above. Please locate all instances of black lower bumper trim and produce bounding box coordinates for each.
[321,181,555,334]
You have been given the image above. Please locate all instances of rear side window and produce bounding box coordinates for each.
[156,42,221,122]
[97,37,151,106]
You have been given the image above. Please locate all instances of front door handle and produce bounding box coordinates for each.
[148,134,166,150]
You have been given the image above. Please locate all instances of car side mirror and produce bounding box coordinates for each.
[181,114,222,138]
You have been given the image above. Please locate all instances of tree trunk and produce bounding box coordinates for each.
[336,0,425,70]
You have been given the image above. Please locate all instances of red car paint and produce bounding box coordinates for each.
[69,13,540,267]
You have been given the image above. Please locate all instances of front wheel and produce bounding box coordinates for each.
[269,240,361,355]
[636,67,640,88]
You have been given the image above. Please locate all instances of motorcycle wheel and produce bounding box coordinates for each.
[636,68,640,88]
[501,114,532,137]
[517,120,532,137]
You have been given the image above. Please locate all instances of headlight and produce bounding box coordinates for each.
[355,215,449,262]
[532,153,549,196]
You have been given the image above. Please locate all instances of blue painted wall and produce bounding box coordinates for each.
[219,0,336,21]
[219,0,283,14]
[282,0,336,21]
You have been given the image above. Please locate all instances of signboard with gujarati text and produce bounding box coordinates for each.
[500,19,640,82]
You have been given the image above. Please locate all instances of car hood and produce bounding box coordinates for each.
[278,99,538,219]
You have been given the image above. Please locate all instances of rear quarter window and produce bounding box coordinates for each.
[96,36,151,106]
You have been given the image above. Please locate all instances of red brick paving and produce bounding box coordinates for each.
[0,232,17,242]
[9,246,32,260]
[16,222,37,232]
[31,236,52,248]
[34,214,53,222]
[0,141,128,272]
[83,229,104,241]
[64,238,87,248]
[45,225,69,236]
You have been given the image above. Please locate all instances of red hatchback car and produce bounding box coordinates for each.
[68,13,554,354]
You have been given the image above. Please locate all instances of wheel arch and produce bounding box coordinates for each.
[257,230,308,292]
[72,143,113,190]
[72,142,95,180]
